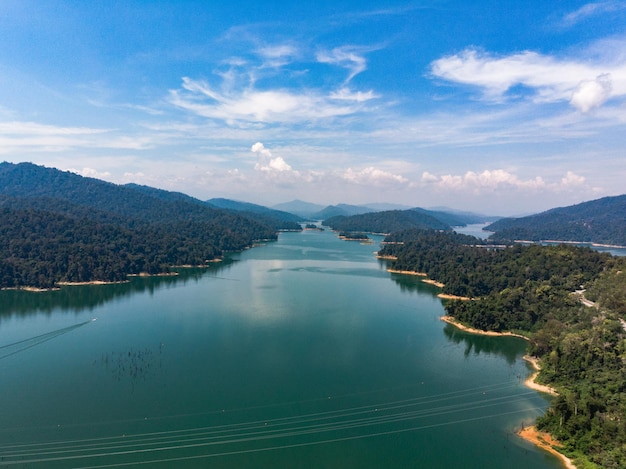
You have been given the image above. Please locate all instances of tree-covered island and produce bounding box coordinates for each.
[379,228,626,468]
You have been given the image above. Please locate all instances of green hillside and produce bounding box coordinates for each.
[323,209,451,233]
[486,195,626,246]
[0,162,277,288]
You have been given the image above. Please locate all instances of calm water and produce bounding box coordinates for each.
[0,230,561,468]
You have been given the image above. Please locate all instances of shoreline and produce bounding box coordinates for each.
[515,239,626,249]
[387,269,472,300]
[387,269,427,276]
[57,279,131,286]
[438,293,472,300]
[440,316,530,340]
[521,355,558,395]
[518,426,577,469]
[441,315,575,468]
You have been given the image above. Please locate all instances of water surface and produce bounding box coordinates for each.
[0,230,561,468]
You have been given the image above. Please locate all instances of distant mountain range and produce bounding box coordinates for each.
[486,195,626,246]
[273,199,428,220]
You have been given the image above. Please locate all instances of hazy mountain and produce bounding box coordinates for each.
[364,202,412,211]
[271,199,325,218]
[486,194,626,246]
[313,204,376,219]
[207,198,303,230]
[412,207,500,227]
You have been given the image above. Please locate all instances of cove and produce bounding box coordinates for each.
[0,229,563,468]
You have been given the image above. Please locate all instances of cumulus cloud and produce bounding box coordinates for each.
[570,74,612,112]
[341,166,409,186]
[421,169,587,193]
[561,171,586,186]
[251,142,293,172]
[430,48,626,112]
[67,167,112,179]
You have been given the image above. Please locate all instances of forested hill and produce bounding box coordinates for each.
[323,209,451,234]
[380,229,626,467]
[0,162,279,288]
[206,197,304,229]
[486,194,626,246]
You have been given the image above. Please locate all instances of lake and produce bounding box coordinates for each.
[0,229,562,468]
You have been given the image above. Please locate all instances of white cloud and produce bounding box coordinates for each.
[0,121,108,136]
[68,167,112,179]
[561,171,586,187]
[420,169,588,194]
[341,166,408,186]
[329,87,378,102]
[0,120,157,153]
[562,1,626,27]
[430,48,626,111]
[170,76,375,125]
[316,46,368,84]
[256,44,298,68]
[251,142,293,172]
[570,74,612,112]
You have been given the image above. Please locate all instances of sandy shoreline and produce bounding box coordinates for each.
[440,316,530,340]
[441,315,575,468]
[422,278,445,288]
[57,280,131,286]
[387,269,427,276]
[437,293,472,300]
[521,355,558,395]
[518,426,577,469]
[386,269,471,299]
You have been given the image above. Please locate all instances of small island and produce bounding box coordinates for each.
[338,232,371,242]
[304,223,324,231]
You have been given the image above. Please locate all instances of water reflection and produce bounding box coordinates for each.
[442,323,527,365]
[386,270,442,296]
[0,260,236,320]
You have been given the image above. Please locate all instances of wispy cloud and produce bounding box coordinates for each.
[255,44,299,68]
[169,40,379,128]
[316,46,369,84]
[170,77,373,125]
[0,120,154,153]
[561,1,626,27]
[430,47,626,112]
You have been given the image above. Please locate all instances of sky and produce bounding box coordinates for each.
[1,0,625,216]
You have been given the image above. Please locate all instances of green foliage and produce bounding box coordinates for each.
[339,232,369,240]
[486,194,626,246]
[381,228,626,467]
[324,210,450,234]
[0,163,277,288]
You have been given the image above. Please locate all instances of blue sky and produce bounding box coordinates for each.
[1,1,625,215]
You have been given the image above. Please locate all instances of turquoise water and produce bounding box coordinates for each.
[0,230,561,468]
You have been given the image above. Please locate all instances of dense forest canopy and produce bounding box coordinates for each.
[380,229,626,468]
[0,163,281,288]
[486,195,626,246]
[324,210,451,234]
